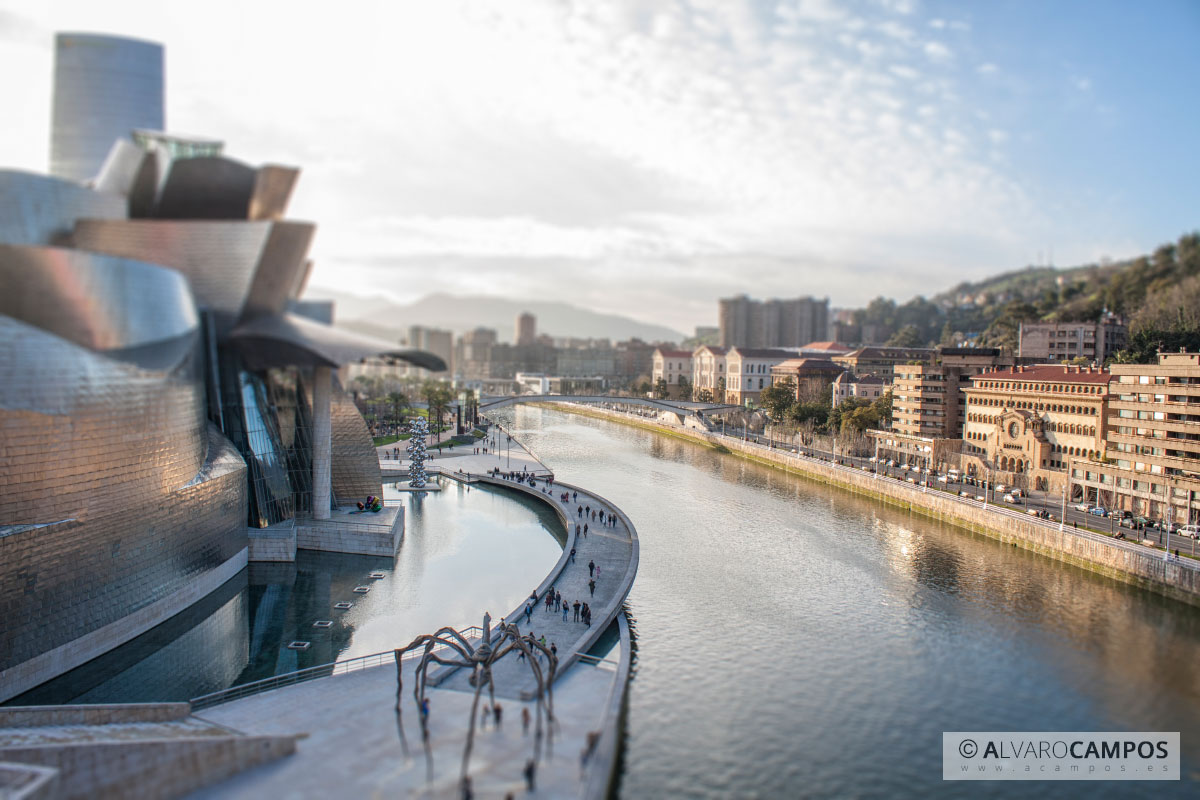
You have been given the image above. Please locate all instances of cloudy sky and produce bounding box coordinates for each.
[2,0,1198,333]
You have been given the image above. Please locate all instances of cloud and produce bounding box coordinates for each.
[1,0,1048,329]
[922,41,953,62]
[977,62,998,75]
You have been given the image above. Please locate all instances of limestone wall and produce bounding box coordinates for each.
[564,404,1200,606]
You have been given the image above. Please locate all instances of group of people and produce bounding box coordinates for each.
[524,585,594,628]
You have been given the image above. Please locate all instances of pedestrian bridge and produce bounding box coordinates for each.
[478,394,738,421]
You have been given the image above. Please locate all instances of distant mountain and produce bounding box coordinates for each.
[305,289,686,344]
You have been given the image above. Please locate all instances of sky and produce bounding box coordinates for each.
[1,0,1198,335]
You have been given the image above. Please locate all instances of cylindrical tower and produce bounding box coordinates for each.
[50,33,164,181]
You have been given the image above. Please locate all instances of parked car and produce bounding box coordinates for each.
[1089,506,1108,517]
[1073,502,1091,512]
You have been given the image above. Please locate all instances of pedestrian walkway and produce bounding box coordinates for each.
[182,424,640,798]
[431,474,636,699]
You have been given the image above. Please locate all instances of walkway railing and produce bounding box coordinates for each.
[190,626,482,711]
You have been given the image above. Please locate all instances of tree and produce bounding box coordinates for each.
[654,378,669,399]
[386,391,408,426]
[676,376,692,400]
[421,380,453,434]
[715,376,726,404]
[696,388,713,403]
[638,380,653,397]
[979,300,1037,350]
[885,324,923,347]
[759,378,796,419]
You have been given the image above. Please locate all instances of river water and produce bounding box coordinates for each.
[491,405,1200,799]
[15,404,1200,797]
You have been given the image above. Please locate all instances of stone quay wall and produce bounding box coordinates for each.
[557,403,1200,607]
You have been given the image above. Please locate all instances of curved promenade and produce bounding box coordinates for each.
[186,428,638,799]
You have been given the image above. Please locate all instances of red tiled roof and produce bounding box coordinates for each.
[654,348,693,358]
[970,364,1111,384]
[772,358,846,374]
[801,340,853,352]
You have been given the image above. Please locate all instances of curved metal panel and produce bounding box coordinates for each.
[0,315,246,680]
[155,156,257,219]
[92,139,149,197]
[0,170,126,247]
[329,376,382,503]
[230,312,448,371]
[249,166,300,221]
[241,222,315,317]
[70,219,275,314]
[0,245,198,358]
[50,33,164,182]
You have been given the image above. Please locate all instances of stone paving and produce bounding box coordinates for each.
[191,652,618,799]
[184,425,637,798]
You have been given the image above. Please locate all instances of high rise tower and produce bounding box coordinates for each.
[50,33,165,181]
[516,311,536,346]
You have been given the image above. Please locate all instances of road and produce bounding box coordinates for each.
[713,423,1200,559]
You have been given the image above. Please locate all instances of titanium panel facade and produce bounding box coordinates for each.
[69,219,291,315]
[329,377,383,504]
[0,245,197,357]
[0,171,125,246]
[50,33,164,182]
[0,317,246,685]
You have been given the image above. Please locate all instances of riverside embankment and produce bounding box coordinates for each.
[187,431,638,800]
[554,402,1200,607]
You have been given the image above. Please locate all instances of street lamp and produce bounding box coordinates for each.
[1059,457,1072,533]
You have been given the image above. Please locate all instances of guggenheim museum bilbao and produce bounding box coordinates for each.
[0,33,442,702]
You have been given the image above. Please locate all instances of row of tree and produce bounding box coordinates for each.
[758,378,893,435]
[350,375,459,434]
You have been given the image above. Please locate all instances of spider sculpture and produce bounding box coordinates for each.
[394,612,558,782]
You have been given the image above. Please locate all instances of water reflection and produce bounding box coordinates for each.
[11,482,563,705]
[497,405,1200,798]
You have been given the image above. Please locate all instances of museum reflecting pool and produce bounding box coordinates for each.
[9,482,562,706]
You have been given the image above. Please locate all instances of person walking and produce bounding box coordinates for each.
[493,703,503,727]
[573,600,581,622]
[523,759,537,791]
[522,706,531,735]
[595,565,601,580]
[577,505,583,518]
[572,491,577,502]
[584,523,589,536]
[588,578,596,596]
[562,601,569,621]
[569,546,577,563]
[550,642,557,660]
[588,559,595,577]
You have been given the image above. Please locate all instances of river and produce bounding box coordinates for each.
[492,404,1200,798]
[14,404,1200,797]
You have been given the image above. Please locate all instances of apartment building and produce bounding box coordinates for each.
[961,364,1111,490]
[831,373,887,408]
[1018,314,1126,363]
[718,295,828,348]
[1072,351,1200,524]
[832,346,936,382]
